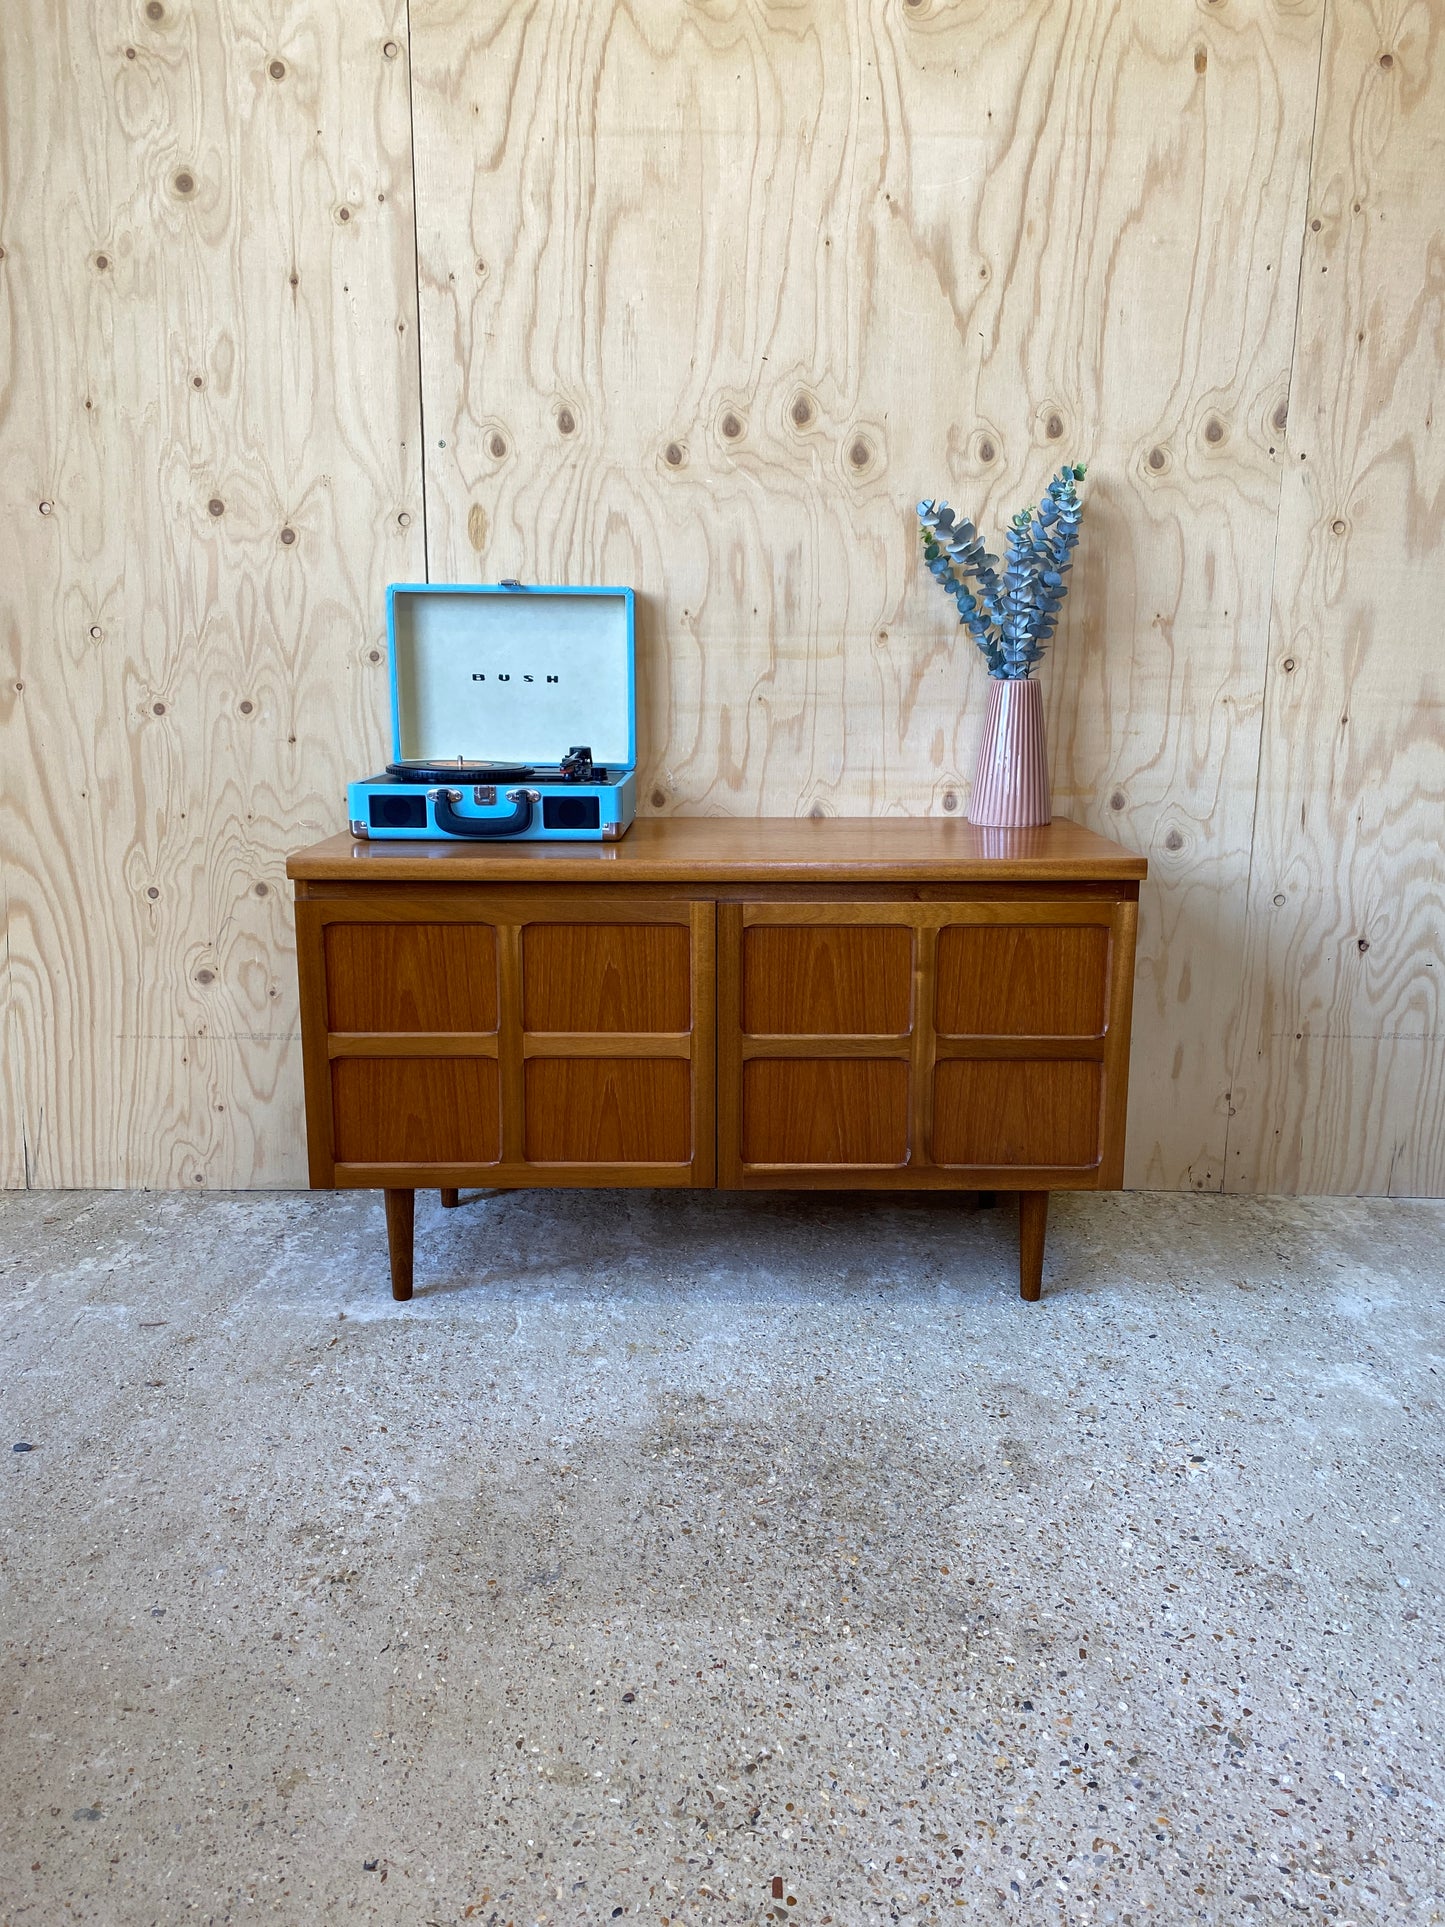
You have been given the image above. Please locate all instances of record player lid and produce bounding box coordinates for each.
[386,583,635,770]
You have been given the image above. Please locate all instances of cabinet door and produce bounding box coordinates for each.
[297,889,714,1187]
[717,897,1135,1188]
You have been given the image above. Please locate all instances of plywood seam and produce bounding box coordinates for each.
[1222,0,1333,1192]
[402,0,432,581]
[0,847,29,1188]
[109,1032,303,1041]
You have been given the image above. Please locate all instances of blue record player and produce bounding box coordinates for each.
[348,581,637,841]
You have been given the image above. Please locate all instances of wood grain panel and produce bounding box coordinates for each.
[522,921,690,1033]
[10,0,1431,1198]
[742,925,912,1037]
[935,925,1108,1038]
[1224,0,1445,1195]
[741,1060,908,1168]
[933,1062,1102,1170]
[524,1058,692,1163]
[407,0,1325,1195]
[326,922,497,1033]
[332,1057,500,1164]
[0,0,424,1186]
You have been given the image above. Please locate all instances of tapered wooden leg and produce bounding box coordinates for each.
[440,1188,460,1209]
[384,1188,415,1301]
[1018,1190,1049,1303]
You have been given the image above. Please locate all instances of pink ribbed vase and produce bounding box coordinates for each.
[968,676,1051,828]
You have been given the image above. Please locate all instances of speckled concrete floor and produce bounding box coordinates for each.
[1,1188,1442,1927]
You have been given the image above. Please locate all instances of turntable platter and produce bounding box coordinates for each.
[386,759,536,784]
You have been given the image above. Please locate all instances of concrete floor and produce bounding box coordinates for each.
[1,1189,1442,1927]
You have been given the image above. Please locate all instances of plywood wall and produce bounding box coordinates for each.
[0,0,425,1186]
[1224,0,1445,1195]
[2,0,1440,1194]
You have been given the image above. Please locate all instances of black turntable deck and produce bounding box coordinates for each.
[385,759,536,784]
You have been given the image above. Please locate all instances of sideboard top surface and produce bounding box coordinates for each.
[288,816,1146,885]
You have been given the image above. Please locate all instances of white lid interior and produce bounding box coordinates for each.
[390,588,633,767]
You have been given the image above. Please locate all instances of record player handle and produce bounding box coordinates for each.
[427,786,539,838]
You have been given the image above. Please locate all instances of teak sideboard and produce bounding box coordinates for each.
[288,818,1146,1303]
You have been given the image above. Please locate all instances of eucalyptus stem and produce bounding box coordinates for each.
[917,463,1086,680]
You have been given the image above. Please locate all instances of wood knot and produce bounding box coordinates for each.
[849,438,872,468]
[337,205,352,223]
[368,649,381,662]
[95,253,109,271]
[383,39,399,58]
[1045,413,1063,440]
[476,259,487,275]
[1193,46,1207,73]
[809,802,826,820]
[1272,893,1286,907]
[467,503,489,551]
[269,59,286,80]
[664,441,684,467]
[1378,51,1393,68]
[942,791,958,813]
[145,0,164,18]
[721,412,743,440]
[152,701,166,715]
[1204,416,1225,444]
[147,886,160,900]
[397,510,411,527]
[650,789,667,808]
[208,497,225,516]
[1109,790,1126,811]
[489,432,507,458]
[1164,828,1184,852]
[195,969,215,985]
[89,625,103,640]
[38,499,53,515]
[1357,937,1370,953]
[1331,518,1347,535]
[255,882,269,897]
[289,271,299,288]
[280,525,296,544]
[1147,446,1166,471]
[239,700,254,715]
[1283,657,1296,672]
[173,171,195,197]
[1272,400,1288,432]
[556,406,576,435]
[791,394,813,427]
[192,375,203,388]
[978,438,996,463]
[1310,218,1322,233]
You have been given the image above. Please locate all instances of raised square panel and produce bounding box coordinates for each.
[935,924,1108,1037]
[932,1061,1101,1167]
[742,1059,908,1165]
[332,1058,500,1163]
[325,923,497,1033]
[525,1059,692,1162]
[523,923,691,1032]
[742,925,912,1035]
